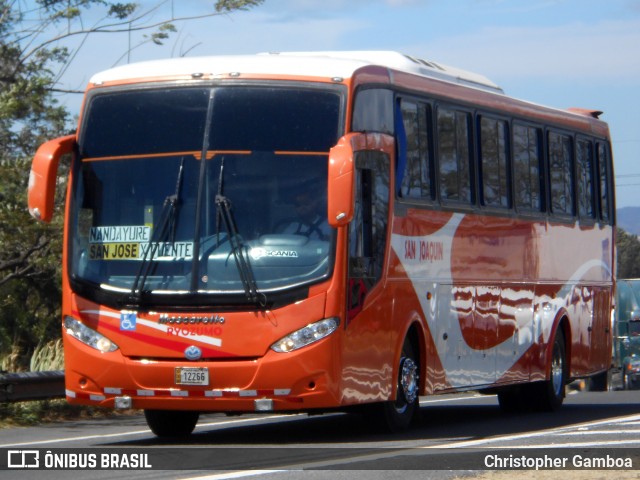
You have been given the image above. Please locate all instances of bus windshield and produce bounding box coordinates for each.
[69,85,342,307]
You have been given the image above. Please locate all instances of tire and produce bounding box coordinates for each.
[144,409,200,437]
[587,369,610,392]
[376,337,420,432]
[532,328,567,411]
[497,388,523,413]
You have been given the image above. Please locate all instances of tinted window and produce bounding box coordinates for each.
[548,132,574,216]
[480,116,509,208]
[597,142,612,223]
[81,88,210,157]
[513,124,542,212]
[350,151,390,284]
[352,88,394,134]
[210,88,341,152]
[399,100,432,199]
[576,138,595,220]
[437,107,472,204]
[83,87,342,157]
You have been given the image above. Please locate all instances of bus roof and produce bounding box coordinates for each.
[88,51,503,94]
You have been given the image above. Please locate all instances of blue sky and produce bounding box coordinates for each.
[53,0,640,207]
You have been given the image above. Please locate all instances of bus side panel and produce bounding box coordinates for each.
[340,282,395,404]
[389,208,613,391]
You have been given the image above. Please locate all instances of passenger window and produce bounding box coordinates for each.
[437,107,472,204]
[479,116,510,208]
[597,142,612,223]
[399,100,432,200]
[548,132,574,216]
[576,138,595,220]
[513,124,543,212]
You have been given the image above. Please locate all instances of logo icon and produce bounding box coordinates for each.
[184,346,202,361]
[7,450,39,468]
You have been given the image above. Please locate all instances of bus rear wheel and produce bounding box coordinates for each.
[532,329,567,411]
[144,409,200,437]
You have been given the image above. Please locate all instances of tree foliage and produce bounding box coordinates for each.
[617,227,640,279]
[0,0,264,370]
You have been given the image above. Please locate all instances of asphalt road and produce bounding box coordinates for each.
[1,388,639,479]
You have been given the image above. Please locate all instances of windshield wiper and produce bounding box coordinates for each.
[125,158,185,306]
[214,158,266,307]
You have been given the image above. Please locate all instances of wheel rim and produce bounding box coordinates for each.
[551,341,564,396]
[400,356,419,405]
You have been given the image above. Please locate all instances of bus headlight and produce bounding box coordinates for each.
[271,317,339,353]
[64,316,118,353]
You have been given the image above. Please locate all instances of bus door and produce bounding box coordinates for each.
[333,133,395,403]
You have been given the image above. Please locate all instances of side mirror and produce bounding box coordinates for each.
[327,134,357,228]
[28,135,75,223]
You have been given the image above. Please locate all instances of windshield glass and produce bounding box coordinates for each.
[70,85,342,306]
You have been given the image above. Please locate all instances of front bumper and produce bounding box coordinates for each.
[63,333,342,412]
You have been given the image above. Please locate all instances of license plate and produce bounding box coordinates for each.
[175,367,209,386]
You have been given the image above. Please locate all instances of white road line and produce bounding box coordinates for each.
[421,413,640,449]
[180,413,640,480]
[419,394,484,405]
[0,415,298,448]
[556,429,640,436]
[490,439,640,448]
[0,397,479,448]
[180,470,287,480]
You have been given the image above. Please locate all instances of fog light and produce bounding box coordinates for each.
[254,399,273,411]
[114,396,132,410]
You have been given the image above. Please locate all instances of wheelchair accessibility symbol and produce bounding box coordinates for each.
[120,312,137,331]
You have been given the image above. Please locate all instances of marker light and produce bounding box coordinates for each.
[64,316,118,353]
[271,318,339,353]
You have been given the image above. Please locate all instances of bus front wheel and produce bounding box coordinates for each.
[144,409,200,437]
[378,337,420,432]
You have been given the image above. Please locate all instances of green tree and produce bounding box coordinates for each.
[0,0,264,371]
[617,227,640,279]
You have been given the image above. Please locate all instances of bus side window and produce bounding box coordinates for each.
[479,116,510,208]
[548,131,574,217]
[437,106,473,205]
[513,124,543,212]
[398,99,433,200]
[597,142,612,224]
[576,138,595,221]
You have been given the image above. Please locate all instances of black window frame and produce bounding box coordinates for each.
[378,87,613,229]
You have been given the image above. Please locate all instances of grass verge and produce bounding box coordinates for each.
[0,399,137,428]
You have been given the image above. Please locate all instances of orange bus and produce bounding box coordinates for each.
[28,51,615,436]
